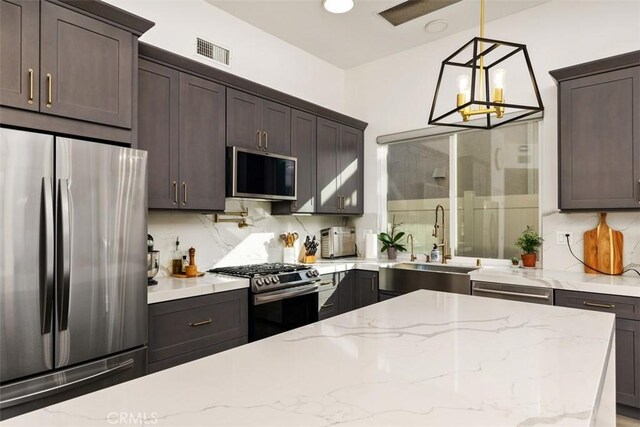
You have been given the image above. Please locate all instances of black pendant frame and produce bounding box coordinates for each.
[428,37,544,129]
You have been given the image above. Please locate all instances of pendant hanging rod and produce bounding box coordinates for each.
[478,0,485,102]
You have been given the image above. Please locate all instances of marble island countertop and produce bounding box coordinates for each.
[7,290,616,427]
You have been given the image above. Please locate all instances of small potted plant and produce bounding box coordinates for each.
[515,226,543,268]
[378,215,407,260]
[510,256,520,267]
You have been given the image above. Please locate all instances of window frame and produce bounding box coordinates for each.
[377,118,543,265]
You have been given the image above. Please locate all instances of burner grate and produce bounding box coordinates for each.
[208,263,309,278]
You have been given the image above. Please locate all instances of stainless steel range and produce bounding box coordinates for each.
[209,263,320,341]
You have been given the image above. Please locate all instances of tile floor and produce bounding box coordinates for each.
[617,415,639,426]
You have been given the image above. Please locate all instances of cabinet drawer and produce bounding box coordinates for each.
[148,289,248,363]
[318,282,339,321]
[555,290,640,320]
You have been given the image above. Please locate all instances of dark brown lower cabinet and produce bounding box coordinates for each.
[316,270,380,321]
[337,271,355,314]
[555,290,640,419]
[147,289,248,374]
[354,270,378,309]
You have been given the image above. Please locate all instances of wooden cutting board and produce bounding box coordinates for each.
[583,213,623,274]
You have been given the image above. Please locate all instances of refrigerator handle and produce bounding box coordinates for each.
[57,179,71,331]
[41,178,54,334]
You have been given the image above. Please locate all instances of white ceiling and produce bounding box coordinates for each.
[206,0,549,69]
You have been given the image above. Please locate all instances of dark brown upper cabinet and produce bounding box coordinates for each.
[138,59,226,211]
[40,1,133,128]
[0,0,40,111]
[272,109,316,214]
[0,0,153,144]
[551,51,640,211]
[316,117,363,215]
[178,73,226,211]
[226,88,291,156]
[138,59,179,209]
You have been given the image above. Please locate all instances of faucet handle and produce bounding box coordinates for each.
[424,253,430,263]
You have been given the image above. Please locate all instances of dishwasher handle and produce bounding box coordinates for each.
[472,282,553,304]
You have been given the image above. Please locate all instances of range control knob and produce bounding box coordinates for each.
[312,270,319,277]
[256,278,264,286]
[271,277,278,284]
[306,271,313,277]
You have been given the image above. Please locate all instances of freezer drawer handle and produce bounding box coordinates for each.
[188,318,212,327]
[473,287,550,301]
[41,178,54,334]
[583,301,615,309]
[57,179,71,331]
[0,359,134,409]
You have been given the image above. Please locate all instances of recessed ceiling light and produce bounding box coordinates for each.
[323,0,354,14]
[424,19,448,33]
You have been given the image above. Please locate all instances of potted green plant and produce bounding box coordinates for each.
[515,226,543,268]
[510,256,520,267]
[378,215,407,260]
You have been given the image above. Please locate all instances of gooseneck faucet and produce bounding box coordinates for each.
[407,234,417,262]
[432,204,451,264]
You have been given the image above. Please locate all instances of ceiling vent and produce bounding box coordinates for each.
[378,0,462,26]
[196,37,231,67]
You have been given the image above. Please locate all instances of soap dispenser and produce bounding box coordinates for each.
[431,244,441,263]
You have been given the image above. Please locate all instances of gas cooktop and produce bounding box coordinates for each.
[208,263,310,278]
[208,263,320,294]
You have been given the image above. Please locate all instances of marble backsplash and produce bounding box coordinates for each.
[542,211,640,272]
[148,200,362,276]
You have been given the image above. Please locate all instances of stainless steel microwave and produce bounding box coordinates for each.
[226,146,297,201]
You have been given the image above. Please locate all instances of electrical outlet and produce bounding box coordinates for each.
[556,232,573,245]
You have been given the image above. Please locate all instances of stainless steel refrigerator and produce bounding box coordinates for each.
[0,128,148,419]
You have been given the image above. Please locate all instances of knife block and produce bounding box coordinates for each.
[301,255,316,264]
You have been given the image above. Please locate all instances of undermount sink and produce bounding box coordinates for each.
[391,263,479,275]
[379,263,479,296]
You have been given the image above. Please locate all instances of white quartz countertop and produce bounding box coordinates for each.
[148,258,640,304]
[7,290,616,427]
[470,266,640,298]
[147,274,249,304]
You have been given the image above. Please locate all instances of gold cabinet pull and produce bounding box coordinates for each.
[583,301,615,309]
[46,73,52,108]
[256,130,262,149]
[28,69,34,104]
[371,275,376,292]
[172,181,178,205]
[188,318,212,327]
[263,131,268,151]
[182,182,187,205]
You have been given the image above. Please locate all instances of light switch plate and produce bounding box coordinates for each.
[556,231,573,245]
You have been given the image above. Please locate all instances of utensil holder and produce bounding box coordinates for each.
[283,247,296,264]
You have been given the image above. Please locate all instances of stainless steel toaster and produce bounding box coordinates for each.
[321,227,356,259]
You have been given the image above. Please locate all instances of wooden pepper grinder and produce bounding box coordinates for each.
[185,247,198,277]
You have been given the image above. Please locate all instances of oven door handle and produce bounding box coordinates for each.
[253,284,319,305]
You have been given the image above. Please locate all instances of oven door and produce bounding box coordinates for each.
[249,284,319,342]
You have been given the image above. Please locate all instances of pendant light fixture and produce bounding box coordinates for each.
[428,0,543,129]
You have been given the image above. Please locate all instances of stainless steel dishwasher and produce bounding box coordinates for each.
[471,281,553,305]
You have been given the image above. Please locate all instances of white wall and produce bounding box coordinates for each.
[105,0,346,113]
[101,0,350,269]
[345,0,640,270]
